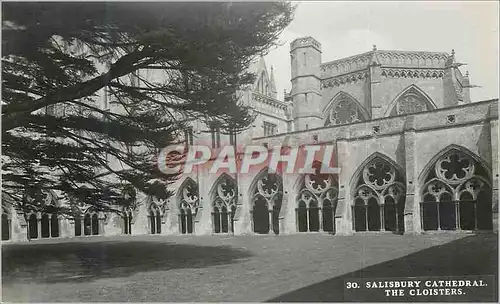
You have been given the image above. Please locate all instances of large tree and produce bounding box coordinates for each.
[2,2,294,215]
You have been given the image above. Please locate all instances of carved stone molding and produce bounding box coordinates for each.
[321,71,369,88]
[381,68,444,79]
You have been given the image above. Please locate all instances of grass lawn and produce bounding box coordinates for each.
[2,233,497,302]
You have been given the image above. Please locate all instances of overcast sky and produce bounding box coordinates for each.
[263,1,499,102]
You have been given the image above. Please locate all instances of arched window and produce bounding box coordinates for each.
[389,85,434,116]
[84,213,92,236]
[178,179,199,234]
[420,149,492,231]
[296,169,338,233]
[251,171,283,235]
[91,214,99,235]
[83,210,99,236]
[121,186,136,235]
[353,156,406,232]
[149,203,162,234]
[28,213,38,239]
[24,190,60,239]
[211,175,237,234]
[123,208,133,235]
[325,92,368,126]
[1,212,10,241]
[74,211,82,236]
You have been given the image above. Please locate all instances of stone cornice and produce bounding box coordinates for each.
[380,67,445,79]
[321,50,450,79]
[321,70,369,88]
[252,99,498,143]
[252,92,289,111]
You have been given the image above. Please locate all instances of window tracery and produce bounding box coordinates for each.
[326,93,366,126]
[212,175,237,234]
[24,190,60,239]
[149,203,162,234]
[353,157,406,232]
[252,172,283,234]
[178,179,199,234]
[391,86,433,116]
[421,149,492,231]
[296,170,338,233]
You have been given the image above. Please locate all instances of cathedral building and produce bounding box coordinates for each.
[2,36,498,242]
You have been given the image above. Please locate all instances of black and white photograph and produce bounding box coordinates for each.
[1,1,498,302]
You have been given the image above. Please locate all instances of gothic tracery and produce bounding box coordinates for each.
[326,93,367,126]
[178,178,199,234]
[252,172,283,234]
[296,169,338,233]
[353,157,406,232]
[421,149,492,231]
[212,175,237,234]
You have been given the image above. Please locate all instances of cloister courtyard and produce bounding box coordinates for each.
[2,233,498,302]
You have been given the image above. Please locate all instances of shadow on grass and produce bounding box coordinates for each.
[267,234,498,302]
[2,238,252,284]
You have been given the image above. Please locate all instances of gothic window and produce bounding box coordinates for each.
[184,127,194,146]
[83,210,100,236]
[326,93,367,126]
[296,168,338,233]
[178,179,199,234]
[2,209,11,241]
[211,125,221,149]
[353,157,406,232]
[121,186,136,235]
[84,213,92,236]
[420,149,492,231]
[263,121,277,137]
[391,86,432,116]
[149,203,162,234]
[74,211,82,236]
[28,213,38,239]
[212,175,237,234]
[123,208,133,235]
[251,171,283,234]
[25,191,60,239]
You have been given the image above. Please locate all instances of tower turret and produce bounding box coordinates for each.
[290,36,323,131]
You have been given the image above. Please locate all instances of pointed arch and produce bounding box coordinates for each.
[295,161,339,233]
[418,144,492,184]
[1,204,11,241]
[148,202,162,234]
[323,91,370,126]
[177,177,199,234]
[350,152,406,233]
[249,167,283,234]
[419,144,492,231]
[209,173,237,234]
[385,84,437,117]
[208,173,236,201]
[349,152,406,191]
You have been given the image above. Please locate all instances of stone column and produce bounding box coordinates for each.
[336,133,352,235]
[234,173,253,235]
[489,107,498,232]
[403,116,419,234]
[268,208,273,234]
[37,213,42,239]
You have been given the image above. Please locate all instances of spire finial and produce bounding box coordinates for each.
[373,44,377,51]
[451,49,455,56]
